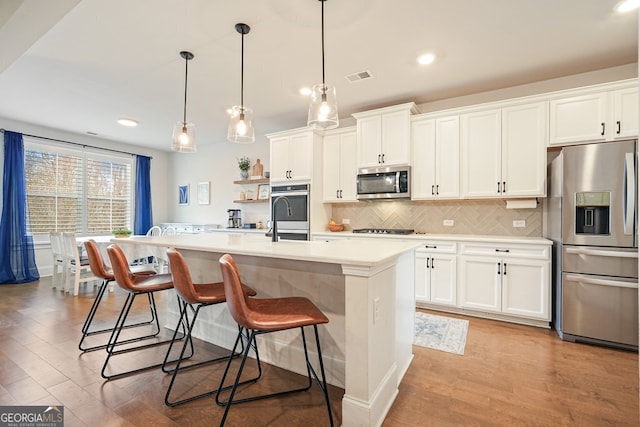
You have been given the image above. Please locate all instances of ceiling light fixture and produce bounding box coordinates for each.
[117,118,138,127]
[307,0,338,130]
[615,0,640,12]
[417,53,436,65]
[228,23,255,143]
[172,50,196,153]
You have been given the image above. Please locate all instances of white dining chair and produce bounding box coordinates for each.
[61,232,100,296]
[49,232,66,291]
[162,226,177,236]
[146,225,162,236]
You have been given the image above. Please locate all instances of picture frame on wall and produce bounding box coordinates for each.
[197,181,210,205]
[257,184,270,200]
[178,184,189,205]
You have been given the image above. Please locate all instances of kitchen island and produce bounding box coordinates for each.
[115,233,418,426]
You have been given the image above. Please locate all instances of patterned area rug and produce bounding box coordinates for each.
[414,312,469,355]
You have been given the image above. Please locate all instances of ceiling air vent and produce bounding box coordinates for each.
[345,70,373,83]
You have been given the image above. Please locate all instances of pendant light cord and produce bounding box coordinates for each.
[183,56,189,124]
[321,0,326,87]
[241,30,245,108]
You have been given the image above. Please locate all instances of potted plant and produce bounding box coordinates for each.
[237,156,251,180]
[112,228,132,238]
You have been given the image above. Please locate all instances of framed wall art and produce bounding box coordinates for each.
[258,184,270,200]
[197,181,210,205]
[178,184,189,205]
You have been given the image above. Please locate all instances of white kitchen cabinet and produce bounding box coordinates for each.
[458,242,550,320]
[353,103,418,168]
[322,128,357,202]
[549,92,608,145]
[458,255,502,312]
[415,242,457,306]
[461,102,546,198]
[549,85,638,146]
[268,129,317,183]
[460,108,502,198]
[411,115,460,199]
[612,87,639,140]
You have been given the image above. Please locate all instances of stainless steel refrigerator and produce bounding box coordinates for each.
[546,139,638,350]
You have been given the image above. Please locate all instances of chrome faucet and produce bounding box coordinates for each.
[271,195,292,242]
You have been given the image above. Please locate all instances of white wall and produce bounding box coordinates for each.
[167,133,271,227]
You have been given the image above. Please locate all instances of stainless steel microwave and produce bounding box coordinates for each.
[356,165,411,200]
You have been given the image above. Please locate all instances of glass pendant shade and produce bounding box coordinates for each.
[308,84,338,130]
[227,106,255,143]
[172,50,195,152]
[172,121,196,152]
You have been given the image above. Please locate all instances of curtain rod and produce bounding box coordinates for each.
[0,128,151,158]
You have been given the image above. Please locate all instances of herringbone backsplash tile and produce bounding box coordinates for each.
[331,199,542,236]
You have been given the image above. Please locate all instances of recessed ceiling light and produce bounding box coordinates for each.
[117,118,138,127]
[615,0,640,12]
[299,87,312,96]
[417,53,436,66]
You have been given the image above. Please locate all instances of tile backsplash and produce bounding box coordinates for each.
[331,199,542,237]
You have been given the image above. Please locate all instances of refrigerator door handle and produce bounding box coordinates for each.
[565,273,639,290]
[565,247,639,259]
[623,152,635,236]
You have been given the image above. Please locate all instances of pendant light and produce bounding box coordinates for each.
[172,51,196,152]
[228,23,255,143]
[307,0,338,130]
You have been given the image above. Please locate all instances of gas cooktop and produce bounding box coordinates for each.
[352,228,415,235]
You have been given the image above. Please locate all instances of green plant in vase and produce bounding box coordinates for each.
[112,228,132,238]
[237,156,250,180]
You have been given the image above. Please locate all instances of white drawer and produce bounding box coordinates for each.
[415,241,456,254]
[459,242,549,259]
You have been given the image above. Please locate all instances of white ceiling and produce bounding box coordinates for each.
[0,0,637,151]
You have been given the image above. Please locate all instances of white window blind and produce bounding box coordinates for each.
[24,140,133,235]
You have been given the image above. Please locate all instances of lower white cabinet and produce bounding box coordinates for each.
[414,242,456,306]
[458,242,550,320]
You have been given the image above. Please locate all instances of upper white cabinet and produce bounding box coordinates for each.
[461,101,547,198]
[268,128,321,184]
[353,103,419,168]
[612,87,639,139]
[549,84,638,146]
[322,127,357,202]
[411,115,460,199]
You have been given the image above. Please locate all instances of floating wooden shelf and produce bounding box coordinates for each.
[233,178,269,185]
[233,199,268,204]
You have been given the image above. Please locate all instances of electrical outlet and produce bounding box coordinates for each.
[373,297,380,324]
[513,220,526,228]
[443,219,454,227]
[342,218,350,224]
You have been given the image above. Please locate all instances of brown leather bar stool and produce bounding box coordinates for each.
[217,254,333,427]
[161,249,259,406]
[79,240,156,352]
[102,243,184,380]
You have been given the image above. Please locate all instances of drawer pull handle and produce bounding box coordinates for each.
[495,249,510,253]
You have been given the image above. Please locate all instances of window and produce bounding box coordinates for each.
[24,139,133,236]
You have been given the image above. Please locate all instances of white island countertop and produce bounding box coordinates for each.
[117,233,420,267]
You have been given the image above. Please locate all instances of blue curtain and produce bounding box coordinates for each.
[134,155,153,235]
[0,131,39,284]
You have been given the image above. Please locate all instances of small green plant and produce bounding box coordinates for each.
[112,228,132,236]
[237,156,250,171]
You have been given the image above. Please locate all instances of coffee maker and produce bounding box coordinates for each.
[227,209,242,228]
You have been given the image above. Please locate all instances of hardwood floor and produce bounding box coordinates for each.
[0,278,638,426]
